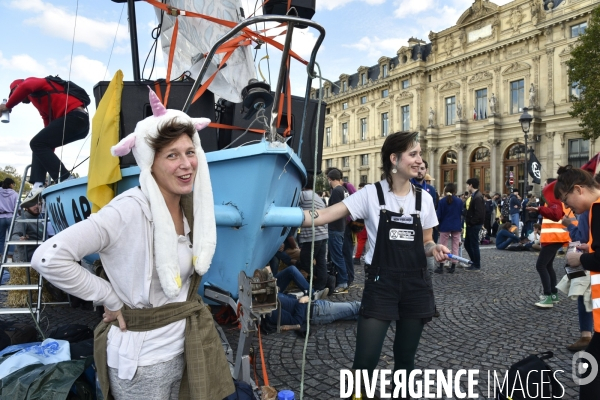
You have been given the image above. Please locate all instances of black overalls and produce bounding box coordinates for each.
[360,182,435,321]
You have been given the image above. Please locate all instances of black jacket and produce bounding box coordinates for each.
[465,190,486,226]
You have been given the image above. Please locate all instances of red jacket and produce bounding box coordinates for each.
[6,77,84,126]
[538,181,564,222]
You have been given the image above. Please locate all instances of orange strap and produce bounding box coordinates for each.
[144,0,308,65]
[256,322,269,386]
[208,122,265,134]
[153,81,163,103]
[163,17,179,107]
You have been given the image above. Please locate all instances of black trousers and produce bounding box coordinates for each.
[535,243,562,295]
[29,110,89,183]
[343,225,355,284]
[299,239,328,290]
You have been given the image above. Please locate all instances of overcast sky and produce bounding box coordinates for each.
[0,0,512,176]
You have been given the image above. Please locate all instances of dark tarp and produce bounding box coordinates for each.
[0,355,93,400]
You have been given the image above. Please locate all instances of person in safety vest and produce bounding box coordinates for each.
[0,78,90,207]
[526,177,573,308]
[555,165,600,399]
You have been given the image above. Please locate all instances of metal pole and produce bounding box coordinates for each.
[127,0,141,82]
[524,133,528,196]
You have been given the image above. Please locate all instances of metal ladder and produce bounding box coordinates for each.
[0,165,68,322]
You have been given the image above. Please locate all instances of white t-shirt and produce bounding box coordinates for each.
[343,180,438,265]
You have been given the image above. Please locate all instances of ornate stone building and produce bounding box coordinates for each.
[314,0,597,195]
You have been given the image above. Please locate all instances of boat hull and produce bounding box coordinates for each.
[42,141,306,302]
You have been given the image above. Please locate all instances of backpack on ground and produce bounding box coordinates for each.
[496,351,563,400]
[0,321,39,351]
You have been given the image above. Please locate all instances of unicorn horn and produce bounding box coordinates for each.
[147,86,167,117]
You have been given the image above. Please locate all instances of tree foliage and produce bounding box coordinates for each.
[567,6,600,139]
[0,165,31,193]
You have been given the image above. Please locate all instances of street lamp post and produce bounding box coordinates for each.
[519,107,533,195]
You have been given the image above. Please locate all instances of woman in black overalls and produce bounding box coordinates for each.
[301,132,450,395]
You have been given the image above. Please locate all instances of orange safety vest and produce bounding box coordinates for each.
[540,204,575,245]
[587,199,600,333]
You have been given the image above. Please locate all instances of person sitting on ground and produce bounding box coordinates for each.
[0,77,90,204]
[495,222,520,250]
[528,223,542,251]
[263,292,360,331]
[265,265,328,300]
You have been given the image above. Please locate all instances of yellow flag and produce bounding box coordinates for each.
[87,70,124,213]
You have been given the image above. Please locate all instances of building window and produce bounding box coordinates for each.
[571,22,588,38]
[326,107,330,115]
[570,81,583,100]
[382,64,388,78]
[428,74,432,82]
[445,96,456,125]
[510,79,525,114]
[326,159,333,168]
[360,118,367,141]
[401,105,410,131]
[361,154,369,166]
[325,87,329,97]
[360,175,368,184]
[381,112,389,137]
[475,89,487,120]
[343,156,350,168]
[342,81,348,92]
[361,73,366,85]
[342,122,348,144]
[401,79,410,89]
[325,127,331,147]
[360,96,367,104]
[568,138,589,168]
[342,102,348,110]
[381,89,388,98]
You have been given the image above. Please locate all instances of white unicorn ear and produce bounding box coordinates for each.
[192,118,211,131]
[111,133,137,157]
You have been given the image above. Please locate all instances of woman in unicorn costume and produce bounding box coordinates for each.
[32,89,234,400]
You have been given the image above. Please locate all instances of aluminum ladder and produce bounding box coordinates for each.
[0,165,69,322]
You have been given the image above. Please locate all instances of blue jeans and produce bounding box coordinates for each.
[311,299,360,325]
[328,230,348,286]
[267,294,360,326]
[578,295,594,332]
[464,224,482,268]
[510,213,520,234]
[274,266,309,293]
[495,229,520,250]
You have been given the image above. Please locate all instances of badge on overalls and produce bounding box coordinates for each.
[391,216,413,224]
[389,228,416,241]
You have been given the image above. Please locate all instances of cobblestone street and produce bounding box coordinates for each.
[1,246,584,399]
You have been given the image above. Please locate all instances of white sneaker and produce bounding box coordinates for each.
[21,187,43,208]
[312,288,329,300]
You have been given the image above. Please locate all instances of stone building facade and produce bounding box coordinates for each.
[314,0,598,195]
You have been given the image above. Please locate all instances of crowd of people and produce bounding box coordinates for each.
[2,77,594,399]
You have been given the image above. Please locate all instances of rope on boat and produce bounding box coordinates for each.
[299,60,326,400]
[104,3,126,81]
[57,0,80,184]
